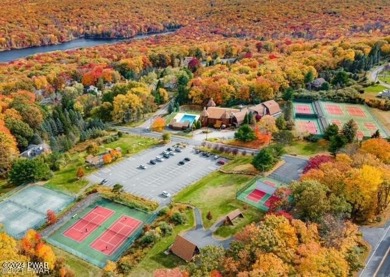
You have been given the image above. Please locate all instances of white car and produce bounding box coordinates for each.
[156,156,164,162]
[161,191,171,198]
[138,165,147,169]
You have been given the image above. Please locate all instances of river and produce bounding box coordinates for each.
[0,31,176,63]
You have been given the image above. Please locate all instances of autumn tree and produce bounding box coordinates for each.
[46,210,57,225]
[0,124,19,177]
[151,117,166,132]
[303,155,333,173]
[103,153,113,164]
[21,230,56,270]
[112,93,143,123]
[187,246,225,277]
[76,167,85,179]
[361,138,390,164]
[258,115,277,133]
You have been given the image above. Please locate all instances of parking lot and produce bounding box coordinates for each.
[269,155,308,184]
[87,143,222,204]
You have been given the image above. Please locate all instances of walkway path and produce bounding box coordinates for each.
[182,208,232,249]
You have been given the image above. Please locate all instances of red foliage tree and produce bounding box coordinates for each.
[303,155,333,173]
[46,209,57,225]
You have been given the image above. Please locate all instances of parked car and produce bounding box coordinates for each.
[175,148,182,153]
[178,161,185,165]
[169,152,175,156]
[217,160,225,165]
[99,179,107,185]
[161,191,171,198]
[167,147,172,151]
[202,152,208,157]
[163,153,170,159]
[184,157,191,162]
[194,149,200,154]
[149,160,156,165]
[213,155,219,160]
[156,156,164,162]
[138,165,147,169]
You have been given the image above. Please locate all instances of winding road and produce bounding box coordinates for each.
[367,65,390,89]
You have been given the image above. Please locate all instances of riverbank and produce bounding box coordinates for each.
[0,29,178,63]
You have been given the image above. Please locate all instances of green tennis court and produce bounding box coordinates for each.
[46,198,153,268]
[237,177,283,211]
[319,101,388,138]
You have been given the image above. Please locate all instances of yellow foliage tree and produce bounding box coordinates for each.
[112,93,143,123]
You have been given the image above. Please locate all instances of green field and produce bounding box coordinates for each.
[45,134,158,194]
[285,140,329,156]
[378,73,390,84]
[364,84,388,94]
[47,198,152,268]
[174,171,259,229]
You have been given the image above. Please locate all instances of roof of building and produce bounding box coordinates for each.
[311,78,326,88]
[170,235,199,262]
[232,108,249,125]
[206,107,239,119]
[262,100,281,115]
[169,119,190,129]
[207,98,217,107]
[226,209,244,222]
[249,104,265,115]
[200,107,209,117]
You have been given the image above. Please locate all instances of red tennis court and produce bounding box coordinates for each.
[357,131,364,140]
[324,104,343,115]
[295,104,312,114]
[246,189,267,202]
[332,119,342,127]
[297,121,319,134]
[63,206,114,242]
[90,215,142,256]
[347,107,365,117]
[364,122,377,130]
[265,195,280,208]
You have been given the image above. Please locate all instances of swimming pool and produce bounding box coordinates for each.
[179,114,197,125]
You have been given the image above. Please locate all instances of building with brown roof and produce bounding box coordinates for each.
[199,99,281,128]
[224,209,244,226]
[170,235,200,262]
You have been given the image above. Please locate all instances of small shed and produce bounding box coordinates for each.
[224,209,244,226]
[170,235,200,262]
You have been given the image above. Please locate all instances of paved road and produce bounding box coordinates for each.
[368,65,390,89]
[360,224,390,277]
[269,155,308,184]
[87,143,221,204]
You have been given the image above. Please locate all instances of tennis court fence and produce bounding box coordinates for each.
[236,178,257,198]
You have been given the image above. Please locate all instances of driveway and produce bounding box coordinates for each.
[368,65,390,89]
[360,222,390,277]
[87,143,220,204]
[269,155,308,184]
[183,208,232,249]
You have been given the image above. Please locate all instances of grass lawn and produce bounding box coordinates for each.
[0,179,15,196]
[45,135,158,194]
[364,84,387,95]
[174,171,257,229]
[221,156,258,173]
[101,135,158,156]
[284,140,329,156]
[214,207,262,238]
[52,246,103,277]
[378,74,390,84]
[130,209,195,275]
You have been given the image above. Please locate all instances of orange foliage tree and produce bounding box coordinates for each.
[151,117,166,132]
[46,210,57,225]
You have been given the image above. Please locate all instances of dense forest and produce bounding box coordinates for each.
[0,0,390,50]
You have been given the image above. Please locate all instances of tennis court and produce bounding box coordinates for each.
[91,216,141,255]
[295,118,322,135]
[63,206,114,242]
[294,103,315,115]
[237,177,283,211]
[319,101,389,138]
[46,198,153,268]
[0,186,73,238]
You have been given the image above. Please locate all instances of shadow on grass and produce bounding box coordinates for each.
[150,251,186,268]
